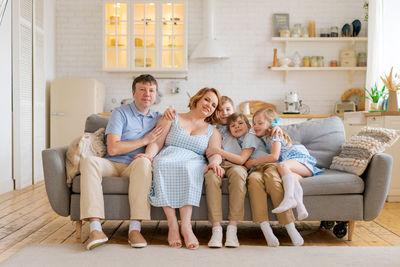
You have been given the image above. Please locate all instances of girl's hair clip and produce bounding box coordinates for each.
[271,118,282,127]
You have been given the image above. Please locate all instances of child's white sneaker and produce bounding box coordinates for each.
[208,226,223,248]
[225,225,239,248]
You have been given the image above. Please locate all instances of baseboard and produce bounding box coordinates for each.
[0,179,14,194]
[386,195,400,202]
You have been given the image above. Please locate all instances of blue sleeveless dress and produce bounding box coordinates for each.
[264,136,323,176]
[149,115,214,208]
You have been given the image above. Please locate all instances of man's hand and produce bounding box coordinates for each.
[204,162,224,177]
[245,159,256,169]
[143,126,164,144]
[271,126,283,139]
[206,147,221,158]
[162,107,177,121]
[133,153,153,163]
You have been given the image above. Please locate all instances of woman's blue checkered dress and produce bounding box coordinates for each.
[264,137,323,176]
[149,116,213,208]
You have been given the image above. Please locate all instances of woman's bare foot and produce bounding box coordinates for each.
[167,220,182,248]
[180,222,199,250]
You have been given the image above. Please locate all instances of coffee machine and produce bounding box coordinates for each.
[283,92,301,114]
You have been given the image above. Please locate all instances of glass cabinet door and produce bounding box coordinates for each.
[162,2,185,69]
[105,1,128,69]
[133,3,156,69]
[104,0,187,72]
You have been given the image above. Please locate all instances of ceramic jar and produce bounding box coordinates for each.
[291,24,302,37]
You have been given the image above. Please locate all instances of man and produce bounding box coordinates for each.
[80,74,173,250]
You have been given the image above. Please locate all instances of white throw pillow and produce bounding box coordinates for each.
[65,128,106,186]
[330,127,400,175]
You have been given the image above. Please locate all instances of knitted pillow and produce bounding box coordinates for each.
[65,128,106,186]
[330,127,400,175]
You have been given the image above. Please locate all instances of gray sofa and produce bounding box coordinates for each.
[42,115,393,241]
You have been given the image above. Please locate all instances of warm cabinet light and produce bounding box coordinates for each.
[149,3,155,5]
[114,3,120,8]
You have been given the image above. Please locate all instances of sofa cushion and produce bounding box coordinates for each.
[281,116,346,169]
[300,169,364,195]
[85,114,109,133]
[330,126,400,175]
[65,128,106,186]
[72,169,364,196]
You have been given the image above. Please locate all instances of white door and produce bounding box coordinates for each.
[13,0,33,189]
[0,1,14,193]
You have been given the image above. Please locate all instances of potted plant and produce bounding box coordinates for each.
[362,83,387,110]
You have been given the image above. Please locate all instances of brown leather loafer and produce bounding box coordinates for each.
[128,230,147,248]
[86,230,108,250]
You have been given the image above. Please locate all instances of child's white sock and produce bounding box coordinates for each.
[89,221,102,233]
[272,174,297,214]
[260,221,279,247]
[208,226,223,248]
[285,222,304,246]
[294,183,309,220]
[225,225,239,248]
[129,220,141,233]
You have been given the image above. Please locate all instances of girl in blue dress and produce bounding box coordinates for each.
[246,108,322,221]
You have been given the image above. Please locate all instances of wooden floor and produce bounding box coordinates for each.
[0,181,400,263]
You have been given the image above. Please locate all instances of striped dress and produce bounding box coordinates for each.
[149,115,214,208]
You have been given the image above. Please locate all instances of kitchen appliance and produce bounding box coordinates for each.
[335,101,356,114]
[283,92,301,114]
[50,78,105,147]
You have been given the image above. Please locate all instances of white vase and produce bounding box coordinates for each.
[387,90,400,112]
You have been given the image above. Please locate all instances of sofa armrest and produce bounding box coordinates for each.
[363,153,393,221]
[42,146,71,217]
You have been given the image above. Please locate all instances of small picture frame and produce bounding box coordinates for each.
[273,13,289,37]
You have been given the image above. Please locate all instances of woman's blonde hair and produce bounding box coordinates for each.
[226,112,251,135]
[188,87,221,124]
[253,108,292,146]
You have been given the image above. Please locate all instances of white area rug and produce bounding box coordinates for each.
[3,244,400,267]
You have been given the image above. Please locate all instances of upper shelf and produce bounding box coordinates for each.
[272,37,368,52]
[272,37,368,42]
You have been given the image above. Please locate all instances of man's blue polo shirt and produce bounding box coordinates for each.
[105,102,162,164]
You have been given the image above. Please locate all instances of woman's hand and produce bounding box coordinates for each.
[204,162,224,177]
[271,126,283,139]
[245,158,257,169]
[206,147,221,158]
[162,107,176,121]
[143,126,164,144]
[133,153,153,163]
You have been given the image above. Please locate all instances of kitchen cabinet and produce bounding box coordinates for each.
[343,113,400,202]
[103,0,188,72]
[270,37,367,83]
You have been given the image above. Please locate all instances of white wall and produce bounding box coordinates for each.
[55,0,367,114]
[0,2,14,193]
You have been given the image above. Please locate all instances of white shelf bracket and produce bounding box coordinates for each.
[283,70,288,83]
[283,40,288,53]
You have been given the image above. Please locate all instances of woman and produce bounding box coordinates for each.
[137,88,223,250]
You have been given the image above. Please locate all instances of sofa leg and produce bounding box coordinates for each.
[348,220,355,241]
[76,220,82,241]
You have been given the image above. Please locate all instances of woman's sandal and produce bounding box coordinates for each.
[168,239,182,248]
[185,241,199,250]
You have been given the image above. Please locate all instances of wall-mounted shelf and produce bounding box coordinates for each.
[272,37,368,52]
[268,66,367,83]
